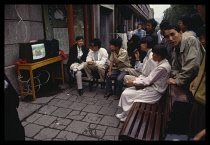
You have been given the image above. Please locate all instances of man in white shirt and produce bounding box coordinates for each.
[124,36,157,83]
[84,38,109,91]
[116,45,171,122]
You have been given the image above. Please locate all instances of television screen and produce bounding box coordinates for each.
[32,43,46,60]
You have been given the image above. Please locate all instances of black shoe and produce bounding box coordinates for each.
[89,80,95,92]
[101,82,106,89]
[78,89,83,96]
[104,92,113,98]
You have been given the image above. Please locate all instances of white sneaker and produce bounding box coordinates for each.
[120,116,127,122]
[116,112,126,119]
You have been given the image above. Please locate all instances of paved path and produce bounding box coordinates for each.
[17,82,124,141]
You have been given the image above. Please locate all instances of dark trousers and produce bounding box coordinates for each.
[105,69,128,97]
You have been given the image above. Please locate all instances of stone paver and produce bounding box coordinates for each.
[99,116,120,127]
[24,123,44,138]
[54,100,73,108]
[47,98,60,106]
[55,131,79,140]
[68,102,87,111]
[55,93,71,100]
[32,96,55,104]
[66,110,87,121]
[18,83,126,141]
[95,99,112,107]
[50,118,72,130]
[17,102,42,121]
[66,120,89,134]
[98,106,117,116]
[81,97,98,105]
[76,135,98,141]
[82,91,97,98]
[82,104,102,113]
[82,113,104,124]
[38,105,58,115]
[68,95,83,102]
[34,115,57,126]
[34,128,60,140]
[105,127,121,136]
[51,108,72,118]
[25,113,43,123]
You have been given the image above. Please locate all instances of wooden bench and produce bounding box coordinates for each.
[119,84,194,140]
[119,89,171,141]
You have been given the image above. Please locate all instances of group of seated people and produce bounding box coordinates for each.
[67,6,205,140]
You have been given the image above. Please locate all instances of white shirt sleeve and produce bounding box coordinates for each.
[133,67,167,86]
[86,51,93,62]
[94,48,109,66]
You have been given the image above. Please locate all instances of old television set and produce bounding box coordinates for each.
[19,39,59,63]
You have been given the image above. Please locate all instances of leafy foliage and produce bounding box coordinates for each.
[163,5,198,24]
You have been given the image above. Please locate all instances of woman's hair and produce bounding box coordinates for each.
[152,45,168,59]
[178,14,194,30]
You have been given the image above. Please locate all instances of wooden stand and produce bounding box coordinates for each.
[17,55,65,101]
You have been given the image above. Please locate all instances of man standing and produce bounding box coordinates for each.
[104,38,131,100]
[133,23,146,40]
[84,38,109,91]
[66,36,88,96]
[146,18,158,45]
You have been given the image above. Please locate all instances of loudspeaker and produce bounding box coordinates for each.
[44,39,60,59]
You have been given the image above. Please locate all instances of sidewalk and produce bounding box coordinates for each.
[17,82,124,141]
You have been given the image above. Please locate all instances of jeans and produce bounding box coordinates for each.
[105,69,128,97]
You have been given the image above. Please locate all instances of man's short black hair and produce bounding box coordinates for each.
[152,45,168,59]
[109,38,122,48]
[76,36,83,41]
[163,24,181,36]
[146,18,158,28]
[140,36,154,48]
[131,34,140,42]
[197,25,206,38]
[137,22,143,27]
[160,19,170,30]
[90,38,101,48]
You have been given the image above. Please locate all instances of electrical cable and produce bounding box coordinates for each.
[19,70,51,93]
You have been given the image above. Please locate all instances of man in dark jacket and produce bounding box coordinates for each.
[146,18,158,45]
[4,73,25,140]
[66,36,88,96]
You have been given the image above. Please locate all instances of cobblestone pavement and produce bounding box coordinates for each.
[17,82,124,141]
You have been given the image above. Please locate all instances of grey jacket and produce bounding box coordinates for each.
[171,36,205,87]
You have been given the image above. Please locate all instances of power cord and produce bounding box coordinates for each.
[19,70,50,94]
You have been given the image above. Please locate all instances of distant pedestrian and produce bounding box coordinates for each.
[133,23,146,40]
[127,28,133,42]
[146,18,158,45]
